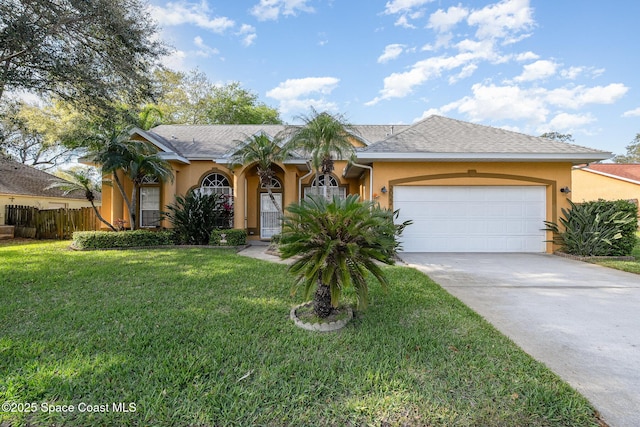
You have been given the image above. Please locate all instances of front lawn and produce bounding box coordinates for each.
[0,241,601,426]
[594,235,640,273]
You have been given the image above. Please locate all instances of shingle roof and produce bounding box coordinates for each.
[361,115,610,158]
[148,125,287,158]
[141,116,611,164]
[584,164,640,183]
[0,156,87,199]
[145,124,409,159]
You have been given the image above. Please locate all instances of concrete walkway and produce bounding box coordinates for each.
[237,244,293,264]
[398,252,640,427]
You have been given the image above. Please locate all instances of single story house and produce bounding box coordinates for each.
[0,156,96,226]
[101,115,611,253]
[572,163,640,203]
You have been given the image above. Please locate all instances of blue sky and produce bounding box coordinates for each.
[148,0,639,157]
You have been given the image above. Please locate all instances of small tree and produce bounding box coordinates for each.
[46,166,116,231]
[91,133,173,229]
[279,194,410,318]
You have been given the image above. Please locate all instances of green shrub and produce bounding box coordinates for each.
[544,199,637,256]
[164,192,233,245]
[210,229,247,246]
[592,199,638,255]
[72,230,174,249]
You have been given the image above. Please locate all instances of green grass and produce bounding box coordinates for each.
[0,241,601,426]
[594,235,640,273]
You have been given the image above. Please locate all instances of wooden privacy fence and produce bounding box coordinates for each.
[5,205,98,239]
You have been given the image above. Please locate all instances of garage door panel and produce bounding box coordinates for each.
[394,186,546,253]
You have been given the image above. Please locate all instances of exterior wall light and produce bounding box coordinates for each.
[560,186,571,194]
[381,186,388,194]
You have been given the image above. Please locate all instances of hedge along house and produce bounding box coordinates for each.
[100,115,610,253]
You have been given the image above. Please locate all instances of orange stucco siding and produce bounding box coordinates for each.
[572,169,640,203]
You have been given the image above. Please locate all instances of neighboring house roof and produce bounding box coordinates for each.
[357,115,611,163]
[136,115,611,165]
[0,156,87,200]
[579,164,640,185]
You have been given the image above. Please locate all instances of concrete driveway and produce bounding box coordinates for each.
[398,253,640,427]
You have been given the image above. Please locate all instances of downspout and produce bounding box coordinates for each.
[299,161,314,202]
[348,162,374,202]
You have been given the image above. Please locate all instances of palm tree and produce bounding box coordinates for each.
[91,132,173,229]
[284,108,357,198]
[46,167,117,231]
[279,194,408,318]
[228,133,287,212]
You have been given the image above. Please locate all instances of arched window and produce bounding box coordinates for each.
[304,174,346,199]
[260,177,282,189]
[198,173,233,197]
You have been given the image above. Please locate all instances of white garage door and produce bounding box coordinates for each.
[393,186,546,252]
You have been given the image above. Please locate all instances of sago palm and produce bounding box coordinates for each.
[279,194,408,318]
[229,133,286,212]
[284,108,357,197]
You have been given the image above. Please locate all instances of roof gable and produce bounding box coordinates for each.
[0,156,87,199]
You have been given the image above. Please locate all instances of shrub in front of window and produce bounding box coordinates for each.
[544,199,637,256]
[165,192,233,245]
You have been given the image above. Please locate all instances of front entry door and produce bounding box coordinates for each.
[260,193,282,239]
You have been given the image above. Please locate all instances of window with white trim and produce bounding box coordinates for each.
[198,173,233,197]
[140,176,161,227]
[304,175,346,200]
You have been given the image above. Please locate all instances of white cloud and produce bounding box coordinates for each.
[378,44,405,63]
[467,0,534,42]
[448,64,478,84]
[548,112,596,130]
[251,0,314,21]
[193,36,220,57]
[514,51,539,61]
[427,6,469,33]
[238,24,257,46]
[394,15,416,29]
[384,0,433,15]
[560,66,584,80]
[450,83,549,123]
[514,60,558,82]
[546,83,629,109]
[367,46,497,105]
[162,49,188,71]
[623,107,640,117]
[267,77,340,113]
[149,1,235,33]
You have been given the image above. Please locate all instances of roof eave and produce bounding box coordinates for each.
[158,153,191,164]
[355,152,612,164]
